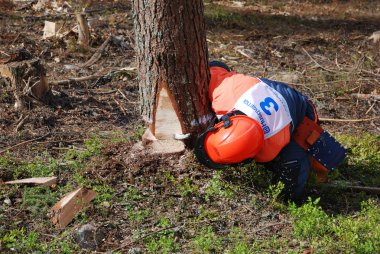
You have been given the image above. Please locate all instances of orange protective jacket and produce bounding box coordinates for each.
[209,66,291,162]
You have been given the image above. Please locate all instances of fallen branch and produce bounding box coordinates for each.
[90,89,117,95]
[365,101,377,115]
[319,116,379,123]
[361,69,380,78]
[351,93,380,100]
[0,133,51,155]
[253,221,290,234]
[49,74,103,86]
[14,115,29,132]
[113,98,127,116]
[79,35,112,68]
[302,47,336,73]
[324,183,380,195]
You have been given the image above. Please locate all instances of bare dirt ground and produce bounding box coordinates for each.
[0,0,379,253]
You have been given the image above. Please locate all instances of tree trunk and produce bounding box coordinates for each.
[132,0,212,148]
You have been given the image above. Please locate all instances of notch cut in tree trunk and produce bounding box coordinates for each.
[133,0,212,153]
[50,187,96,229]
[0,57,50,109]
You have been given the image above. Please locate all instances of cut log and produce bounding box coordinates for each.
[3,176,56,187]
[0,57,50,109]
[50,187,96,229]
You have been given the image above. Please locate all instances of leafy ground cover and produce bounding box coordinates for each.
[0,0,379,253]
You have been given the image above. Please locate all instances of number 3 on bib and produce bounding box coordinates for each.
[260,97,279,115]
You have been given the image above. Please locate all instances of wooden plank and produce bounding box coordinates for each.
[3,176,57,186]
[50,187,96,229]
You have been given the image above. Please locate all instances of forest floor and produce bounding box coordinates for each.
[0,0,379,253]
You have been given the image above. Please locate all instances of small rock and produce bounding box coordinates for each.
[261,211,271,218]
[4,198,12,206]
[288,239,298,247]
[101,201,111,208]
[128,247,143,254]
[73,224,98,250]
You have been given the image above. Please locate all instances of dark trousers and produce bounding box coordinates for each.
[267,140,311,201]
[266,101,317,201]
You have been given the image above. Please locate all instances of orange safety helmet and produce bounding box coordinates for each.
[195,111,265,169]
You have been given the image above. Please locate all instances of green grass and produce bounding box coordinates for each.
[0,135,111,253]
[1,131,379,253]
[337,134,380,185]
[290,198,380,253]
[0,228,43,253]
[204,171,235,201]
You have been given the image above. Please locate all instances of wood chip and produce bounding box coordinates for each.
[43,21,56,39]
[368,31,380,44]
[3,176,57,187]
[50,187,96,229]
[150,140,185,155]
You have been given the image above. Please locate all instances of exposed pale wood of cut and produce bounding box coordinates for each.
[150,140,185,155]
[50,187,96,228]
[3,176,56,186]
[154,87,182,140]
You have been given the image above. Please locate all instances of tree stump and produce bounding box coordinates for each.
[76,12,91,48]
[0,58,50,109]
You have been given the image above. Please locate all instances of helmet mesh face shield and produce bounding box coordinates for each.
[195,113,264,169]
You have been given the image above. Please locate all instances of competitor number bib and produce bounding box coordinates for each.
[234,81,292,139]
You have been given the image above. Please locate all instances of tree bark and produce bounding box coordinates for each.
[132,0,212,147]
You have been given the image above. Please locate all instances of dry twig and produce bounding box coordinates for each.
[253,221,290,234]
[113,98,127,116]
[79,35,112,68]
[302,47,336,73]
[0,133,51,155]
[50,74,103,86]
[319,116,379,123]
[365,101,377,115]
[351,93,380,100]
[14,115,29,132]
[325,183,380,195]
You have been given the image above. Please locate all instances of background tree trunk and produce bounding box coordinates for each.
[132,0,212,147]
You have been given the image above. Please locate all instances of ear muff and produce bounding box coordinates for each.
[195,112,264,169]
[195,126,228,169]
